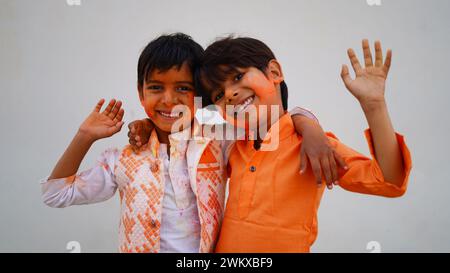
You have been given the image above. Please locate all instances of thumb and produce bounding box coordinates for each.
[341,64,352,89]
[299,149,307,174]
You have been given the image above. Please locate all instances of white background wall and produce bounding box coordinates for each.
[1,0,449,252]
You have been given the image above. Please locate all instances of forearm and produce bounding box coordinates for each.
[292,115,320,135]
[290,107,319,136]
[48,131,95,180]
[361,99,405,186]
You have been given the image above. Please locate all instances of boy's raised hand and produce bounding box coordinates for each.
[341,40,406,188]
[78,99,125,141]
[341,39,392,105]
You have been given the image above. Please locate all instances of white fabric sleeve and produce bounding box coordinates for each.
[288,106,319,123]
[40,148,120,208]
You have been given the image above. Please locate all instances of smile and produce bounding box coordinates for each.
[157,110,182,120]
[234,95,255,113]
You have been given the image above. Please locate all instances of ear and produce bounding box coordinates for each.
[267,59,284,84]
[137,84,145,106]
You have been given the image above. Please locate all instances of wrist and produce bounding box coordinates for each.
[75,129,97,144]
[360,98,387,114]
[294,116,322,136]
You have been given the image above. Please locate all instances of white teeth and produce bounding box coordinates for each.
[158,111,181,118]
[235,96,254,113]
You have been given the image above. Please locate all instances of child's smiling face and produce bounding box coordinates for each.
[209,61,284,129]
[139,62,195,134]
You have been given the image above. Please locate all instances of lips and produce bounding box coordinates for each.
[234,95,255,113]
[156,110,183,120]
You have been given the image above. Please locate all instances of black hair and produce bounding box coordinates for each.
[197,36,288,110]
[137,33,204,95]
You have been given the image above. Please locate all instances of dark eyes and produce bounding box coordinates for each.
[147,85,162,90]
[234,73,244,81]
[212,72,244,102]
[214,91,224,102]
[146,85,192,92]
[176,86,193,92]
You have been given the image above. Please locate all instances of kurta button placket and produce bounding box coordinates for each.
[237,150,262,219]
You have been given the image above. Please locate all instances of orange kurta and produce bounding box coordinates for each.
[215,113,412,253]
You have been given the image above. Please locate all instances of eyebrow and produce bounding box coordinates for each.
[146,80,194,85]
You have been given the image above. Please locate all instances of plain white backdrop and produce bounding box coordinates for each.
[1,0,449,252]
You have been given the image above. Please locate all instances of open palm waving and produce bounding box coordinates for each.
[79,99,125,141]
[341,39,392,105]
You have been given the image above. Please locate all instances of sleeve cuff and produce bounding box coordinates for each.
[364,129,413,196]
[39,174,76,185]
[288,107,319,123]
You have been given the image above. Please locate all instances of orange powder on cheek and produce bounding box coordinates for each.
[245,72,277,100]
[141,102,156,119]
[185,92,195,113]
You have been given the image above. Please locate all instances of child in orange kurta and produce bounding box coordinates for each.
[197,37,412,252]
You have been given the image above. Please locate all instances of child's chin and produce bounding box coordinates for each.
[227,116,258,129]
[156,119,193,134]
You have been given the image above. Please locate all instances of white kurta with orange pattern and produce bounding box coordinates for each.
[41,129,227,253]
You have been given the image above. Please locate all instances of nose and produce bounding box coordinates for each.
[225,87,239,104]
[161,89,179,105]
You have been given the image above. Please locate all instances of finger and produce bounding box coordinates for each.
[115,120,124,132]
[102,99,116,115]
[114,108,125,123]
[129,130,137,145]
[137,122,148,145]
[136,120,143,134]
[347,48,363,76]
[384,49,392,75]
[334,150,348,171]
[107,121,124,136]
[310,158,323,188]
[328,152,339,185]
[341,64,353,89]
[109,100,122,120]
[133,134,142,147]
[299,149,307,174]
[129,138,137,146]
[116,121,125,132]
[374,40,383,67]
[320,157,333,190]
[128,121,139,133]
[128,121,135,130]
[362,39,373,67]
[93,99,105,112]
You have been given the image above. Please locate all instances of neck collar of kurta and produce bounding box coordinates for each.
[189,118,215,143]
[149,127,191,159]
[245,113,295,150]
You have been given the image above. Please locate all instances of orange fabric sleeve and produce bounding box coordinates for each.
[327,129,412,198]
